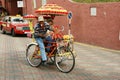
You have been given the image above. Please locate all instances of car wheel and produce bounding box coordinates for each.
[11,29,16,37]
[2,28,6,34]
[0,26,2,30]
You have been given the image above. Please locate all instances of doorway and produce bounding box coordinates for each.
[5,0,23,16]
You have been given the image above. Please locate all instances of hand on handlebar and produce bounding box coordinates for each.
[38,34,46,37]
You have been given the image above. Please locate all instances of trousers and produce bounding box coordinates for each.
[35,37,47,61]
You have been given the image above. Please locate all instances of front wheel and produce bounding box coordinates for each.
[55,46,75,73]
[26,43,42,67]
[2,28,6,34]
[11,29,16,37]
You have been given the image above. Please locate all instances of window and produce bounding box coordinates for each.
[17,1,24,8]
[90,7,97,16]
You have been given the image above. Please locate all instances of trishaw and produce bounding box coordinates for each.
[25,4,75,73]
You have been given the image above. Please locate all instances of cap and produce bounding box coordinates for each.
[38,16,44,22]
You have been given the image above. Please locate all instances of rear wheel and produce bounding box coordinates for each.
[26,43,42,67]
[55,46,75,73]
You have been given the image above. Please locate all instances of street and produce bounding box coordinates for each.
[0,32,120,80]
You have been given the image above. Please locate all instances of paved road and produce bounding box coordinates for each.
[0,32,120,80]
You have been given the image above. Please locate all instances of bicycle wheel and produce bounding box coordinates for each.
[50,54,62,64]
[68,41,74,51]
[68,41,77,58]
[26,43,42,67]
[55,46,75,73]
[50,56,55,62]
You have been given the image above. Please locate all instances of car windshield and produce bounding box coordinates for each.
[11,17,27,23]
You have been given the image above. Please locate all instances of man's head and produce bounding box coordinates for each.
[38,16,44,26]
[47,19,53,26]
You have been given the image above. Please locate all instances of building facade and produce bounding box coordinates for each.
[1,0,23,15]
[1,0,120,50]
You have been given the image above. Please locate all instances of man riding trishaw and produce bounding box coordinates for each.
[26,4,75,73]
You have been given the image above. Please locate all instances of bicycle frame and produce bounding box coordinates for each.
[35,40,59,58]
[44,41,57,58]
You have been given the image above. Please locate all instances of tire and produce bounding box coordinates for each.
[49,49,62,64]
[54,46,75,73]
[1,28,6,34]
[50,55,63,65]
[68,41,74,51]
[26,43,42,67]
[67,41,77,58]
[0,26,2,30]
[50,56,55,63]
[11,29,16,37]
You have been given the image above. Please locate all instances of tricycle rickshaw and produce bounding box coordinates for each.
[25,4,75,73]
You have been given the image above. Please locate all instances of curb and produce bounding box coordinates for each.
[75,42,120,53]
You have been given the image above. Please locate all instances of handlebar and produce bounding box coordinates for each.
[60,26,64,31]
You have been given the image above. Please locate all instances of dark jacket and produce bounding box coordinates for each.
[33,23,52,38]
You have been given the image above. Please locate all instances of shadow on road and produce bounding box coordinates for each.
[0,32,28,37]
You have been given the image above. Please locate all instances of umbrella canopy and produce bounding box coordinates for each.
[23,14,37,20]
[35,4,68,16]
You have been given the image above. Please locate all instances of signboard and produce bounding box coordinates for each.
[68,11,72,19]
[17,1,23,8]
[68,11,73,25]
[67,11,73,35]
[42,0,47,6]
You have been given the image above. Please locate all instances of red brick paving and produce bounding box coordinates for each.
[0,32,120,80]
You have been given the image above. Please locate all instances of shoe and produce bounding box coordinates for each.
[41,61,49,66]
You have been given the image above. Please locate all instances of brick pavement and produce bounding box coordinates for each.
[0,33,120,80]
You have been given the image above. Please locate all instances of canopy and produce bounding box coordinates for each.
[23,14,37,20]
[35,4,68,16]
